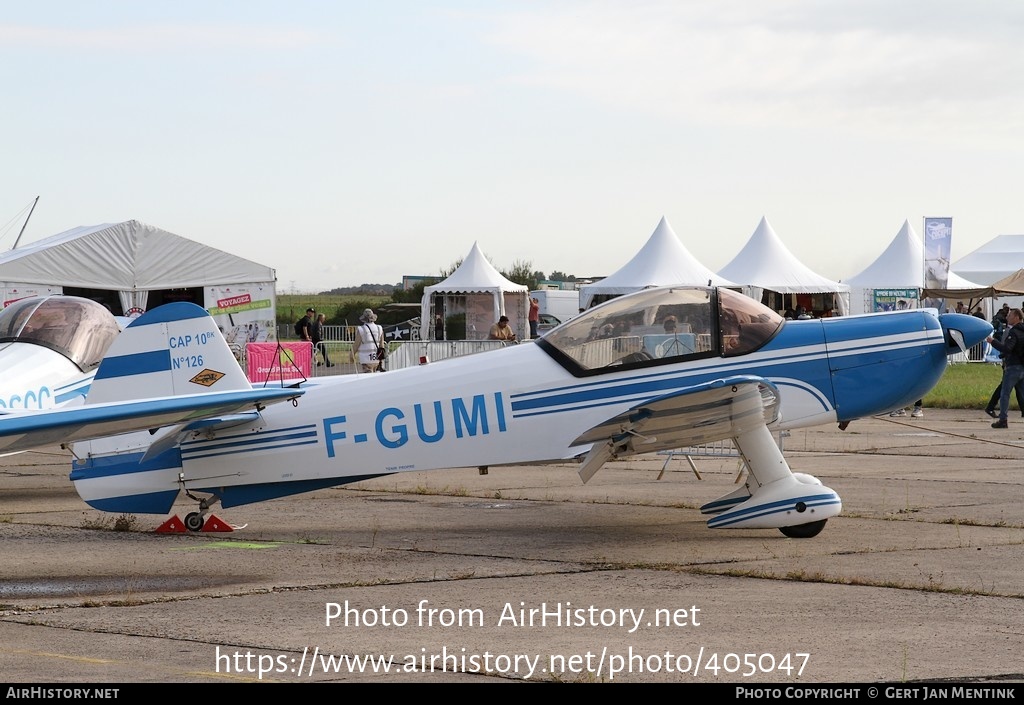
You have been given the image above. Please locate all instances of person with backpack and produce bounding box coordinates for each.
[295,307,314,342]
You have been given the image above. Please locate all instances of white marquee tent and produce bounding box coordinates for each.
[718,216,850,315]
[953,235,1024,285]
[0,219,278,342]
[844,220,984,314]
[579,216,736,309]
[419,242,529,340]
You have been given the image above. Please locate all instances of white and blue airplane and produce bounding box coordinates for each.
[0,286,991,538]
[0,294,122,412]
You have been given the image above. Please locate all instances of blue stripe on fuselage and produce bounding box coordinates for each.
[513,312,945,420]
[69,447,182,480]
[84,489,181,514]
[180,424,319,461]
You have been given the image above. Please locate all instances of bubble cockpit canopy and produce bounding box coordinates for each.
[539,286,784,374]
[0,295,122,371]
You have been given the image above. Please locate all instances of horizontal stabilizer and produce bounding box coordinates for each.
[0,388,301,455]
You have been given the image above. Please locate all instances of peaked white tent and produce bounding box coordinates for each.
[845,220,922,289]
[579,216,736,309]
[420,242,529,340]
[953,235,1024,285]
[845,220,984,313]
[718,216,850,315]
[0,220,278,342]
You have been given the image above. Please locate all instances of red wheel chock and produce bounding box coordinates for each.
[154,514,235,533]
[155,515,187,533]
[201,514,233,532]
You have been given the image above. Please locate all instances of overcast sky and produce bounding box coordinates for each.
[2,1,1022,292]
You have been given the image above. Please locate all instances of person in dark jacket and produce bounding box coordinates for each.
[312,313,334,367]
[985,319,1024,418]
[986,308,1024,428]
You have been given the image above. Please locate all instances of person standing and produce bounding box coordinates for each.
[985,311,1024,418]
[295,307,314,342]
[351,308,385,372]
[528,297,540,338]
[312,313,334,367]
[986,307,1024,428]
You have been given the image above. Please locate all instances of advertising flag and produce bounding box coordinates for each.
[922,217,952,311]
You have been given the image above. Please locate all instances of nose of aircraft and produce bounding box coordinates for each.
[938,313,992,355]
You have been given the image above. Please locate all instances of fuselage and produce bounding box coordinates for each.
[70,287,990,515]
[0,343,93,410]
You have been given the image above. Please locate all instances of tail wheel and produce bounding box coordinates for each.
[184,512,205,532]
[779,519,827,538]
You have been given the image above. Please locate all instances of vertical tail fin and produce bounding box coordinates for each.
[71,303,265,514]
[86,302,252,405]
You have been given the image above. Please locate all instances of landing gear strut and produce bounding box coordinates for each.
[179,476,220,532]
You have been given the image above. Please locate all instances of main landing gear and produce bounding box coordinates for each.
[179,476,220,532]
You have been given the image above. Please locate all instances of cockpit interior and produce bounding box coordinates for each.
[538,287,784,375]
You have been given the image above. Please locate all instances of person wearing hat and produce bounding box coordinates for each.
[351,308,386,372]
[295,307,315,342]
[488,315,516,342]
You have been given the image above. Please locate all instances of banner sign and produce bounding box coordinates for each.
[1,285,62,308]
[205,284,277,349]
[245,342,312,382]
[871,288,919,312]
[922,217,953,311]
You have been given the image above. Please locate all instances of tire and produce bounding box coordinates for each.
[184,512,205,532]
[779,519,827,539]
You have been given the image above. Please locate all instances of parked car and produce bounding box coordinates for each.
[536,313,561,335]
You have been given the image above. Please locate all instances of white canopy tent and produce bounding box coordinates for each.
[718,216,850,315]
[420,242,529,340]
[845,220,985,314]
[579,216,736,310]
[0,220,278,342]
[953,235,1024,285]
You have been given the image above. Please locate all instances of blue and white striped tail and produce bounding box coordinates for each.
[71,302,259,513]
[86,302,252,405]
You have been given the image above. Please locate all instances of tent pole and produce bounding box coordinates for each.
[11,196,39,250]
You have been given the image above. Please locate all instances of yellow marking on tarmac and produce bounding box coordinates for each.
[172,541,281,551]
[3,648,116,665]
[3,648,284,681]
[184,670,275,682]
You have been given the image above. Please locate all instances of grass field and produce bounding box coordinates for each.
[924,362,1005,410]
[277,293,390,324]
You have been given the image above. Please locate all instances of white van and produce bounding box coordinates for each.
[530,290,581,332]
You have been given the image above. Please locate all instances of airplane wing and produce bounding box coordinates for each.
[571,375,779,483]
[0,387,302,455]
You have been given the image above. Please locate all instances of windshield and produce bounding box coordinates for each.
[0,296,122,370]
[540,286,783,373]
